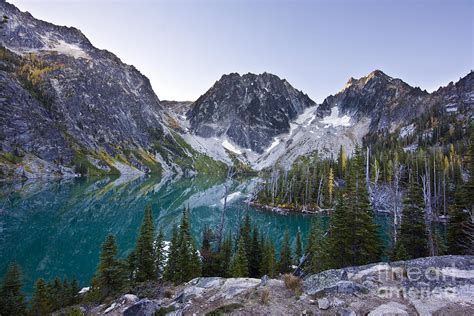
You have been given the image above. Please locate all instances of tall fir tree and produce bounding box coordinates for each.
[395,176,428,259]
[325,195,352,269]
[218,234,233,277]
[70,276,80,305]
[167,208,201,284]
[94,233,125,297]
[230,236,249,277]
[260,237,276,278]
[345,146,382,265]
[306,216,328,273]
[447,177,474,255]
[30,278,52,316]
[135,204,156,282]
[248,227,262,278]
[163,224,179,282]
[0,263,27,316]
[201,227,217,277]
[278,229,292,274]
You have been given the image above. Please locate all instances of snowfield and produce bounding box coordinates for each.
[320,106,352,127]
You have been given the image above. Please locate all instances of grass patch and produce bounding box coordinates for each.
[283,274,302,296]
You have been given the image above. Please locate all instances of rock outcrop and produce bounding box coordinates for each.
[82,255,474,315]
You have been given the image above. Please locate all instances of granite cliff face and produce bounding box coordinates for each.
[187,72,315,154]
[0,1,224,179]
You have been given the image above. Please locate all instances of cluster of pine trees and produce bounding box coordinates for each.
[257,125,474,263]
[199,215,302,279]
[0,263,79,315]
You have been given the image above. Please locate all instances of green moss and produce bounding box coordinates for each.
[0,152,23,164]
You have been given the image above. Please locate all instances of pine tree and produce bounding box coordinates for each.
[395,177,428,259]
[154,227,166,279]
[218,234,233,277]
[62,277,70,307]
[278,229,292,274]
[94,233,125,297]
[447,127,474,255]
[49,277,62,310]
[163,224,178,282]
[70,276,79,305]
[166,208,201,283]
[325,195,352,268]
[306,217,328,273]
[201,227,216,277]
[31,278,52,316]
[135,204,156,282]
[447,179,474,255]
[248,227,262,277]
[295,229,303,265]
[345,146,382,265]
[0,263,27,316]
[260,237,276,278]
[230,236,249,277]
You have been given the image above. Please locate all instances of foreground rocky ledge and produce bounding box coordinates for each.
[72,255,474,315]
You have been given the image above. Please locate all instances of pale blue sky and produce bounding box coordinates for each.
[10,0,474,102]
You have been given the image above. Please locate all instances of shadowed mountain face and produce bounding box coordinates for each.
[0,1,224,179]
[187,72,315,153]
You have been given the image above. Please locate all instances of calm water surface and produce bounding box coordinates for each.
[0,175,390,294]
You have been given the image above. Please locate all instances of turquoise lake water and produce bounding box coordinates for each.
[0,175,390,294]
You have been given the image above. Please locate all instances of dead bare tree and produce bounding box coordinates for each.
[217,166,237,247]
[421,156,436,256]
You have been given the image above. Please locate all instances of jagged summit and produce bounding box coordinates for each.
[187,71,315,153]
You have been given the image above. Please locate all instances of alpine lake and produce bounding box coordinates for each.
[0,175,391,295]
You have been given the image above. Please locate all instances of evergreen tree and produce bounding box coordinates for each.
[154,227,166,278]
[70,276,79,305]
[278,229,292,274]
[135,204,156,282]
[306,217,328,273]
[447,181,474,255]
[94,234,125,297]
[62,277,70,307]
[325,195,352,268]
[163,224,178,282]
[31,278,52,316]
[248,227,262,278]
[447,127,474,255]
[49,277,62,310]
[260,238,276,278]
[345,146,382,265]
[0,263,27,316]
[230,236,249,277]
[218,234,233,277]
[395,177,428,259]
[295,229,303,265]
[201,227,216,276]
[166,208,201,283]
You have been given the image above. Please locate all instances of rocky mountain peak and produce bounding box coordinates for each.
[187,72,315,154]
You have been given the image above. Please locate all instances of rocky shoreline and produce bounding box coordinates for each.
[65,255,474,315]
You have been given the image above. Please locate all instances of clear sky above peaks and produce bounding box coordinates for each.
[11,0,474,103]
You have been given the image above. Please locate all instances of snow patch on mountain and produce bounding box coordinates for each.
[320,106,351,127]
[222,139,243,155]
